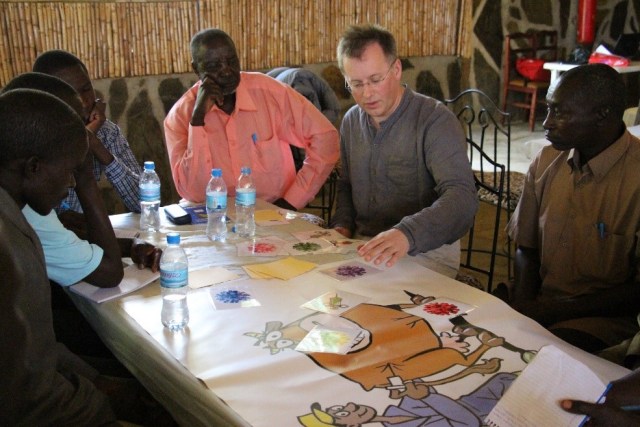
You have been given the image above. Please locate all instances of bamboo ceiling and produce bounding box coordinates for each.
[0,0,471,86]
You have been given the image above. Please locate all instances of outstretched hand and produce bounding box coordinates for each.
[130,238,162,273]
[560,369,640,426]
[560,399,640,426]
[357,228,409,268]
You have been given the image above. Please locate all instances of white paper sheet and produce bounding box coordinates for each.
[69,264,159,303]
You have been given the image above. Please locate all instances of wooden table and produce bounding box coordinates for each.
[69,200,630,427]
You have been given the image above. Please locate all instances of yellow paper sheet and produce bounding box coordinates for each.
[245,257,317,280]
[254,209,285,222]
[242,266,274,279]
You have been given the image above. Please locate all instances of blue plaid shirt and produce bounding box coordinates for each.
[60,119,142,213]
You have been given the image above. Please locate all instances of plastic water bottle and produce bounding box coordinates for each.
[235,166,256,238]
[160,232,189,331]
[206,168,228,241]
[139,161,161,232]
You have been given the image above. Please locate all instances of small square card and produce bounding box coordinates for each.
[324,237,365,254]
[255,209,288,226]
[320,261,383,281]
[236,236,288,257]
[301,290,370,316]
[244,257,317,281]
[209,284,261,310]
[292,229,344,241]
[295,324,365,354]
[188,267,241,289]
[285,238,334,255]
[403,297,476,332]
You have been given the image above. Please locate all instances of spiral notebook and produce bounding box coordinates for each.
[485,345,607,427]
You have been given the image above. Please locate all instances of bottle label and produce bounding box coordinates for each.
[140,184,161,202]
[206,191,227,209]
[236,189,256,206]
[160,268,188,288]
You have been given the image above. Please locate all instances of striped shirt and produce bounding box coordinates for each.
[60,119,141,213]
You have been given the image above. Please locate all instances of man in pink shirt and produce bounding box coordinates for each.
[164,28,339,210]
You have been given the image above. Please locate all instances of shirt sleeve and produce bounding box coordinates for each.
[164,86,214,203]
[275,86,340,209]
[394,107,479,255]
[22,207,104,286]
[506,153,542,249]
[98,120,142,213]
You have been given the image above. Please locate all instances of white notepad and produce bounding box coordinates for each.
[485,345,607,427]
[69,264,159,303]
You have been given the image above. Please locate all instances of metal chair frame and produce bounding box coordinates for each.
[306,168,338,224]
[445,89,512,291]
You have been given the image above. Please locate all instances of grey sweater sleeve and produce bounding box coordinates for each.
[394,104,478,255]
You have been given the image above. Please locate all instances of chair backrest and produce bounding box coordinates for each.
[503,30,558,83]
[503,32,536,83]
[444,89,510,291]
[535,30,558,61]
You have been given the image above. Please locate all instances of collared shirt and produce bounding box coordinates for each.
[61,119,142,213]
[508,130,640,298]
[332,87,478,256]
[163,72,339,209]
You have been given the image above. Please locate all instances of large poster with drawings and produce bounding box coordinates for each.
[245,291,537,427]
[119,257,625,427]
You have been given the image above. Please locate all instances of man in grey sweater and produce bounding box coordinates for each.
[331,24,477,277]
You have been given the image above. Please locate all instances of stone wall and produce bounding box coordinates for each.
[471,0,640,116]
[95,0,637,214]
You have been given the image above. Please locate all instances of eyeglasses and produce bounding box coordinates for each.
[344,59,397,94]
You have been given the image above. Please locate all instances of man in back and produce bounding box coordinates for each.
[331,24,477,275]
[507,63,640,353]
[164,28,339,210]
[33,49,142,213]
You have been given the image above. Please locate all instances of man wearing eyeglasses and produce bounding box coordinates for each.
[331,24,477,277]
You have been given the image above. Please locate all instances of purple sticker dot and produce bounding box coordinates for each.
[336,265,367,277]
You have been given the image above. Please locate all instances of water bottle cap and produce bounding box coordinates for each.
[166,232,180,244]
[241,166,251,175]
[144,161,155,170]
[211,168,222,178]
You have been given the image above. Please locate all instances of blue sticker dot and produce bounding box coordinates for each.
[216,289,252,303]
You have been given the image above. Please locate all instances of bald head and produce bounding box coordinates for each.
[190,28,236,63]
[544,64,627,158]
[550,63,626,121]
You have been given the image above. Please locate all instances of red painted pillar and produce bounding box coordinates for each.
[577,0,597,45]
